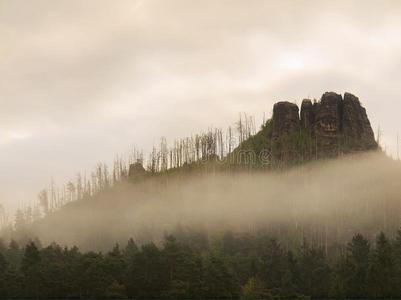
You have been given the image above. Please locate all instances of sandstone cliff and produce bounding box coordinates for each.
[271,92,377,162]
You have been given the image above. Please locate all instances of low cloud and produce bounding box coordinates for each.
[1,0,401,211]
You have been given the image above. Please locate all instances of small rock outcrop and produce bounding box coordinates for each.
[128,161,146,179]
[271,92,377,162]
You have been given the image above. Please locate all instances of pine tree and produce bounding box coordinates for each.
[241,276,271,300]
[123,238,138,262]
[125,243,168,298]
[257,237,287,293]
[202,253,239,298]
[6,240,21,268]
[162,235,202,298]
[343,233,370,297]
[368,232,396,298]
[104,243,125,283]
[0,253,8,296]
[394,228,401,295]
[21,242,42,298]
[298,243,331,298]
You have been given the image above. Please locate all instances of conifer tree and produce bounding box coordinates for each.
[21,242,41,298]
[368,232,396,298]
[343,233,370,297]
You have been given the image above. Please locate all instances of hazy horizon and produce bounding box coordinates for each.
[1,0,401,213]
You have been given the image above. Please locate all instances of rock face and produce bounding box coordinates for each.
[272,101,300,140]
[128,161,146,179]
[313,92,343,156]
[271,92,377,161]
[300,99,314,130]
[342,93,377,151]
[271,101,300,162]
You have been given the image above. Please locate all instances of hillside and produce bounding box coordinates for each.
[13,152,400,251]
[2,92,395,251]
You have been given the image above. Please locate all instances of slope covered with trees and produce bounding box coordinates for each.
[1,230,401,299]
[1,92,395,251]
[6,92,379,222]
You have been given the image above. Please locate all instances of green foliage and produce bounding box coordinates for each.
[21,242,42,298]
[342,233,370,298]
[202,252,239,298]
[368,232,396,298]
[124,238,138,261]
[297,243,332,298]
[229,120,273,168]
[0,230,400,298]
[125,242,168,298]
[237,120,273,155]
[241,276,271,300]
[6,239,22,268]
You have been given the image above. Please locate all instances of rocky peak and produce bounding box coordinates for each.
[300,99,314,130]
[313,92,343,156]
[270,92,377,161]
[342,92,377,151]
[272,101,300,140]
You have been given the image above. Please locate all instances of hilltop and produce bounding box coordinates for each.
[129,91,378,174]
[228,92,377,168]
[2,92,390,250]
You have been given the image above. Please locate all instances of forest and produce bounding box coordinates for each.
[1,229,401,299]
[3,0,401,299]
[1,96,399,299]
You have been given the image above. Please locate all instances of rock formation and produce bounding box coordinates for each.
[313,92,343,156]
[271,102,300,161]
[272,101,300,139]
[128,161,146,179]
[342,93,377,151]
[300,99,314,130]
[271,92,377,162]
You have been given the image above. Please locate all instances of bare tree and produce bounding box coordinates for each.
[38,189,49,215]
[33,111,261,223]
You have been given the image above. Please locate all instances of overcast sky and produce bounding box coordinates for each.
[1,0,401,213]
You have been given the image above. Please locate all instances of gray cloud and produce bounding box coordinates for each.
[1,0,401,212]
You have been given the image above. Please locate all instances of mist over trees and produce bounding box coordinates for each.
[1,114,259,231]
[0,150,398,256]
[1,95,387,245]
[1,96,400,299]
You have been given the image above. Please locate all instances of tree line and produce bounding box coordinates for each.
[0,114,258,232]
[1,229,401,299]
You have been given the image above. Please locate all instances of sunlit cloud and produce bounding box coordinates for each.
[0,130,33,144]
[278,53,306,71]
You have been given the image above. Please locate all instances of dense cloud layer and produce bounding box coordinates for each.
[1,0,401,211]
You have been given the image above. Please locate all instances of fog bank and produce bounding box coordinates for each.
[15,152,401,250]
